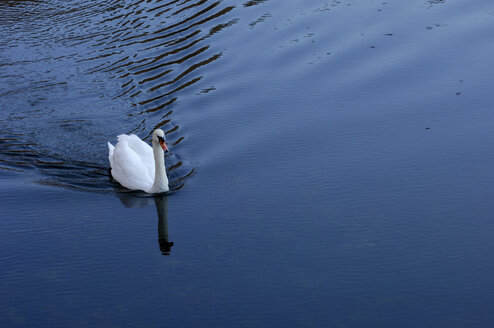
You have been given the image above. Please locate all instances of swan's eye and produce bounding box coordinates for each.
[158,136,164,143]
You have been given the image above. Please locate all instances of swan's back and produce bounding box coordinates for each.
[108,134,155,192]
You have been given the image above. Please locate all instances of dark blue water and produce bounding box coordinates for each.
[2,0,494,327]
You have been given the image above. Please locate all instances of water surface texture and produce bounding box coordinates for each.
[2,0,494,327]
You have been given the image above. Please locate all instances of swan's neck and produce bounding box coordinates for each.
[150,142,169,193]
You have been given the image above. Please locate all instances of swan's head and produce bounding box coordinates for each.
[152,129,169,153]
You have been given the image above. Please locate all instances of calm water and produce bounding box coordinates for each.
[2,0,494,326]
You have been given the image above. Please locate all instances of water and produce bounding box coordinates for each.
[1,0,494,326]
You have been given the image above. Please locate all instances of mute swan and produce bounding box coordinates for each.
[108,129,169,193]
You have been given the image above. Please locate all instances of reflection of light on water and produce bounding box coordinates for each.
[115,192,173,256]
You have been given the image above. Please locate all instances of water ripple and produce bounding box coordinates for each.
[0,0,238,193]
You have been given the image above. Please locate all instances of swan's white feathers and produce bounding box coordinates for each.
[118,134,154,175]
[108,130,169,193]
[108,134,156,192]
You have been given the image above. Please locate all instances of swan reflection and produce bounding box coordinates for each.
[154,195,174,255]
[115,192,173,255]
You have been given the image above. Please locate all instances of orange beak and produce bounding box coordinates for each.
[159,139,169,152]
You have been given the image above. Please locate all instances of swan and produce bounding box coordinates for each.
[108,129,169,193]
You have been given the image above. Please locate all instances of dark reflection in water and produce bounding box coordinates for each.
[115,191,173,255]
[155,195,174,255]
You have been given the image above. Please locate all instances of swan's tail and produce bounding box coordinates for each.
[107,142,115,168]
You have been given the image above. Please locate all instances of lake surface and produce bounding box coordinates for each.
[2,0,494,326]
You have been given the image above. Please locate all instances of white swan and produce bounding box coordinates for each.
[108,129,169,193]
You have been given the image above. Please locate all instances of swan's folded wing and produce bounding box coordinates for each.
[117,134,152,157]
[111,138,154,192]
[117,134,154,175]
